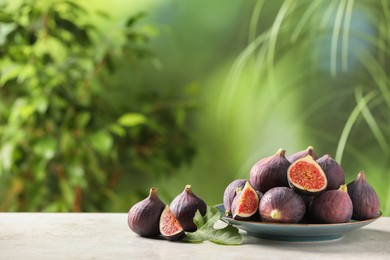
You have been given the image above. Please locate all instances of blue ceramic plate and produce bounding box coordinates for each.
[216,204,382,242]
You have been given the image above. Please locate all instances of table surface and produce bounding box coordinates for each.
[0,213,389,260]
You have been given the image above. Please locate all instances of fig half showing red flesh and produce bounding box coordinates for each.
[159,205,186,241]
[231,181,259,220]
[223,179,247,216]
[287,154,327,195]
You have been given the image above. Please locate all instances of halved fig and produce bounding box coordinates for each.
[287,154,327,195]
[223,179,246,216]
[159,205,186,241]
[231,181,259,219]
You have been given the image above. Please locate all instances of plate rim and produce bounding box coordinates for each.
[215,203,382,227]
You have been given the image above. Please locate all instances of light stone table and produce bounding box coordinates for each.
[0,213,389,260]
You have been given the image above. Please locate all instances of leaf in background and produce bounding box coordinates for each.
[89,130,113,156]
[184,206,243,245]
[126,12,146,28]
[33,137,57,160]
[118,113,147,127]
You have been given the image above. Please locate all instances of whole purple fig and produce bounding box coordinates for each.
[287,145,318,163]
[128,187,165,237]
[249,148,290,193]
[170,185,207,232]
[310,184,352,224]
[316,154,345,190]
[259,187,306,223]
[223,179,246,215]
[347,171,380,220]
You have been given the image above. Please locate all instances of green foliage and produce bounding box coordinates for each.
[184,206,243,245]
[215,0,390,214]
[0,0,196,212]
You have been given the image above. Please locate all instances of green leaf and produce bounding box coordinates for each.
[60,179,75,207]
[0,143,14,172]
[33,137,57,160]
[118,113,147,127]
[88,130,113,156]
[184,206,243,245]
[126,12,146,28]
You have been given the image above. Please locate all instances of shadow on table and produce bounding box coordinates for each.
[244,229,390,254]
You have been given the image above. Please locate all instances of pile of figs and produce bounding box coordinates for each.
[128,185,206,241]
[223,146,381,224]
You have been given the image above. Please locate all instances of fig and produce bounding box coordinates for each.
[127,187,165,237]
[310,184,353,224]
[299,194,315,223]
[316,154,345,190]
[347,171,380,220]
[287,145,318,163]
[170,184,207,232]
[249,148,290,193]
[231,181,260,219]
[223,179,246,215]
[259,187,306,223]
[287,154,327,195]
[159,205,186,241]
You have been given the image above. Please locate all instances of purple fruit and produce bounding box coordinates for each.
[347,171,380,220]
[159,205,186,241]
[259,187,306,223]
[128,187,165,237]
[316,154,345,190]
[170,185,207,232]
[249,148,290,193]
[223,179,246,215]
[231,181,260,220]
[287,145,318,163]
[310,184,352,224]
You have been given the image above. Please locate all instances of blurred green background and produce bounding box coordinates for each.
[0,0,389,215]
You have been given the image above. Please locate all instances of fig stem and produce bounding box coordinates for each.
[275,148,286,156]
[357,171,366,180]
[338,184,348,193]
[149,187,159,198]
[184,184,192,194]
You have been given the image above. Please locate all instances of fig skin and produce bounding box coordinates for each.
[231,181,260,220]
[128,187,165,237]
[316,154,345,190]
[223,179,246,216]
[347,171,380,220]
[309,184,353,224]
[287,145,318,163]
[259,187,306,223]
[170,185,207,232]
[287,154,327,196]
[159,205,186,241]
[299,194,316,223]
[249,148,291,194]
